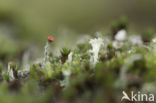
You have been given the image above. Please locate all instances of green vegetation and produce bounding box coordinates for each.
[0,18,156,103]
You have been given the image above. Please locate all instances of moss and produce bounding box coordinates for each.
[1,20,156,103]
[60,47,71,63]
[142,29,155,43]
[110,16,128,38]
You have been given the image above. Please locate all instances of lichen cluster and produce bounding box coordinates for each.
[0,19,156,103]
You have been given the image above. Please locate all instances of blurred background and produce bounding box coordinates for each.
[0,0,156,60]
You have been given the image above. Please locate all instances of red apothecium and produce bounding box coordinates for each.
[47,36,54,42]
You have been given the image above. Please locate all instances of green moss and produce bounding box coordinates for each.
[60,48,71,57]
[1,20,156,103]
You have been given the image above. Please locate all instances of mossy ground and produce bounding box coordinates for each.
[0,19,156,103]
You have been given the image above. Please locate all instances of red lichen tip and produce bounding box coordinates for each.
[47,36,54,42]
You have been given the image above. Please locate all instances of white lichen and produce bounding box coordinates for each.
[43,41,51,67]
[112,40,123,49]
[89,37,104,68]
[7,63,15,81]
[60,69,71,87]
[115,29,127,41]
[128,35,143,45]
[119,54,142,88]
[67,52,73,64]
[152,38,156,43]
